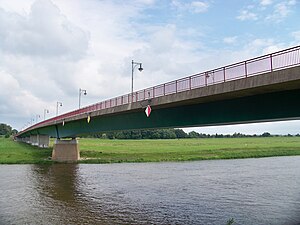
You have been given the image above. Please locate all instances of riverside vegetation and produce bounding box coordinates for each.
[1,136,300,164]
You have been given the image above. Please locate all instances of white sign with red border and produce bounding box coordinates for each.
[145,105,151,117]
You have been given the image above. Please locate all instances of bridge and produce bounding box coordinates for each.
[15,46,300,161]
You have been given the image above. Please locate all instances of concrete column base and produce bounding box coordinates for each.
[52,139,80,162]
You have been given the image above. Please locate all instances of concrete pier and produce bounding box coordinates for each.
[52,138,80,162]
[38,135,50,148]
[30,135,38,146]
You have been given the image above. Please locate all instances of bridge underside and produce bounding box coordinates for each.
[24,88,300,138]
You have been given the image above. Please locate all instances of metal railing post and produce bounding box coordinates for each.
[223,67,226,82]
[270,54,273,72]
[245,61,248,78]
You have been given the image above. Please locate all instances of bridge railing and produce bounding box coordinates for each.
[20,45,300,133]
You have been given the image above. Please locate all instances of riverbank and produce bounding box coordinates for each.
[1,137,300,164]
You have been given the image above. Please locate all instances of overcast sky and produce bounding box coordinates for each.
[0,0,299,134]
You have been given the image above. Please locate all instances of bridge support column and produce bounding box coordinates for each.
[37,135,50,148]
[30,135,39,146]
[52,138,80,162]
[25,137,30,144]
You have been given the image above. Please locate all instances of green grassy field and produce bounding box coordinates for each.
[0,137,52,164]
[1,136,300,164]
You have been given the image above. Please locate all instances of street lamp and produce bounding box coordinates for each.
[56,102,62,116]
[131,60,143,100]
[79,88,87,109]
[36,114,41,123]
[44,109,49,120]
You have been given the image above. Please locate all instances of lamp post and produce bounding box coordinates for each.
[131,60,143,101]
[35,114,40,123]
[56,102,62,116]
[44,109,49,120]
[79,88,87,109]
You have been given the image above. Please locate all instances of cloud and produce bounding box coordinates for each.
[260,0,273,6]
[191,1,209,13]
[0,0,89,59]
[237,9,258,21]
[0,0,90,128]
[171,0,210,14]
[265,0,297,22]
[223,36,238,44]
[237,0,297,22]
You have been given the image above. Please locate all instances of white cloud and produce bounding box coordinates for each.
[237,9,258,21]
[172,0,210,14]
[191,1,209,13]
[223,36,238,44]
[238,0,297,23]
[0,0,89,59]
[260,0,273,6]
[0,0,91,128]
[265,0,297,22]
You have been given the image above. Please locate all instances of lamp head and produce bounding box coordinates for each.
[138,64,143,72]
[83,90,87,95]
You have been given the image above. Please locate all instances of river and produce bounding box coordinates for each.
[0,156,299,225]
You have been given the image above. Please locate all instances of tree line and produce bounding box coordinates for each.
[83,129,300,139]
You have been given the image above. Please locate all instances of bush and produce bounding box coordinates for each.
[4,134,10,138]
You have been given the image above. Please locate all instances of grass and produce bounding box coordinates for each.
[0,137,52,164]
[1,136,300,164]
[78,137,300,163]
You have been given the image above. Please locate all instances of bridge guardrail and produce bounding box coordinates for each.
[20,45,300,134]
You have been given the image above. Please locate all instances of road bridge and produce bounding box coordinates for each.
[15,46,300,161]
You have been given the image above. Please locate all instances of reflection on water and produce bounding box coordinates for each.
[0,156,300,225]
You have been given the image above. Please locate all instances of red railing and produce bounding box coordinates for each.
[20,45,300,134]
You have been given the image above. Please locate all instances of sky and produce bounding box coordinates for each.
[0,0,299,134]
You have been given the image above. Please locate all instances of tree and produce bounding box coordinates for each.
[174,129,187,138]
[0,123,12,136]
[188,131,200,138]
[261,132,271,137]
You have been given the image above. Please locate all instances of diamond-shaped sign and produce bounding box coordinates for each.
[145,105,151,117]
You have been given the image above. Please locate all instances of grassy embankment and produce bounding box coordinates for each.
[1,136,300,164]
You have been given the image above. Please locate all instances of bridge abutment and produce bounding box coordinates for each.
[52,138,80,162]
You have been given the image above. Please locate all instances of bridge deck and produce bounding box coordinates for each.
[17,46,300,137]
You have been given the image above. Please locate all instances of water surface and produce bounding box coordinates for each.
[0,156,299,224]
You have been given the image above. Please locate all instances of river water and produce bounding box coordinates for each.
[0,156,299,225]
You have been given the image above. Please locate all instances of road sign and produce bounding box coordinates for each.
[145,105,151,117]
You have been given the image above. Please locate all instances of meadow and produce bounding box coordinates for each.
[1,136,300,164]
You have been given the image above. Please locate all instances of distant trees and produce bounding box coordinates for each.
[0,123,17,138]
[261,132,271,137]
[82,128,299,140]
[101,129,178,140]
